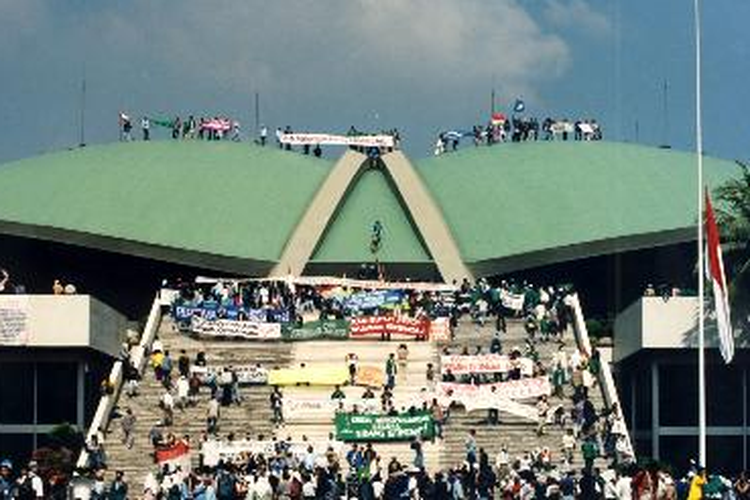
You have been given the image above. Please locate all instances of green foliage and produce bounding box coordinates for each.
[586,317,613,339]
[46,423,84,451]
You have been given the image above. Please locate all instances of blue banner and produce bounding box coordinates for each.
[343,290,404,312]
[172,303,291,324]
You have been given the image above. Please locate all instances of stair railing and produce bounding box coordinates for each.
[76,293,163,468]
[569,292,635,462]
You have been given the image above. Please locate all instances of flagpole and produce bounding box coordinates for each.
[694,0,707,468]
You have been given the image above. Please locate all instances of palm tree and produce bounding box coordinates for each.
[714,160,750,329]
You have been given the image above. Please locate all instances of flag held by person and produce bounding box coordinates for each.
[705,189,734,363]
[513,99,526,113]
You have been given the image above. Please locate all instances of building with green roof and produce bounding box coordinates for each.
[0,139,739,317]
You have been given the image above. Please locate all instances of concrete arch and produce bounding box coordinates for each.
[270,149,472,284]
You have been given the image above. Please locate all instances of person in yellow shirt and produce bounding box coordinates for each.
[688,467,707,500]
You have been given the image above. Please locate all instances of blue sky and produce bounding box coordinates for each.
[0,0,747,162]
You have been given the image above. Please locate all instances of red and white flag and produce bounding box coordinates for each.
[155,440,191,472]
[705,189,734,363]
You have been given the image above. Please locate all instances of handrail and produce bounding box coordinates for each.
[569,293,635,462]
[76,293,163,468]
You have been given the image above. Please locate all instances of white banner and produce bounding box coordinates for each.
[192,276,457,292]
[463,397,541,420]
[500,290,525,311]
[283,397,381,422]
[201,439,344,467]
[191,317,281,340]
[0,296,29,345]
[190,365,268,385]
[437,377,550,405]
[279,133,395,148]
[441,354,534,376]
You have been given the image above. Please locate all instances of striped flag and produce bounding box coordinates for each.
[705,189,734,363]
[155,440,191,472]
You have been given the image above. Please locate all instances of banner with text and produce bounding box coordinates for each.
[191,317,281,340]
[349,316,429,339]
[429,318,451,342]
[281,319,349,341]
[500,290,525,311]
[175,304,290,324]
[335,411,435,442]
[279,133,395,148]
[284,397,381,422]
[437,377,550,405]
[202,439,344,468]
[440,354,534,376]
[0,296,29,345]
[190,365,268,385]
[343,290,404,312]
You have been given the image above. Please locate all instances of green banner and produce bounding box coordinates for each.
[282,319,349,341]
[335,411,434,442]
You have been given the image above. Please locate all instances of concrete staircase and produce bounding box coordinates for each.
[102,314,614,485]
[439,317,608,472]
[103,317,293,484]
[277,339,443,472]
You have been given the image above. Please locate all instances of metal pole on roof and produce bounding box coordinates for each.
[79,64,86,148]
[693,0,707,468]
[254,92,260,140]
[662,79,670,148]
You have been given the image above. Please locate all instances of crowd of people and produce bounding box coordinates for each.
[119,114,242,143]
[116,112,404,161]
[434,116,603,155]
[2,273,737,499]
[169,277,458,332]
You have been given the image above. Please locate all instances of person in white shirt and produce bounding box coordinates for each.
[20,461,44,499]
[301,477,316,498]
[562,428,576,463]
[176,376,189,410]
[141,117,150,141]
[161,390,174,426]
[207,397,220,434]
[614,470,633,500]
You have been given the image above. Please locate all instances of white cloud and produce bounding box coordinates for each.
[542,0,611,37]
[0,0,576,160]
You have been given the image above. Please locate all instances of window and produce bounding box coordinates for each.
[36,363,77,425]
[0,434,33,468]
[659,364,698,427]
[0,362,34,424]
[706,363,743,426]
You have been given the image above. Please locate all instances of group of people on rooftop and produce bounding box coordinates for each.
[434,116,603,156]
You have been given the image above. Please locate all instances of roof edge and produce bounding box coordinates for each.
[0,220,275,276]
[469,227,695,277]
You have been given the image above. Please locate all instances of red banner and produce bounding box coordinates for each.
[350,316,429,338]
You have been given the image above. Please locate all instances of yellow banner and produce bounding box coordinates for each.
[268,365,348,386]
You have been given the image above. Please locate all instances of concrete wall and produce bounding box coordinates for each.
[614,296,711,362]
[0,295,125,356]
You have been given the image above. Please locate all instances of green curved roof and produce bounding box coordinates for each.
[416,141,740,269]
[0,140,741,277]
[310,168,431,263]
[0,141,331,266]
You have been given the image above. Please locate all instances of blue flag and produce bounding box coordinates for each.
[513,99,526,113]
